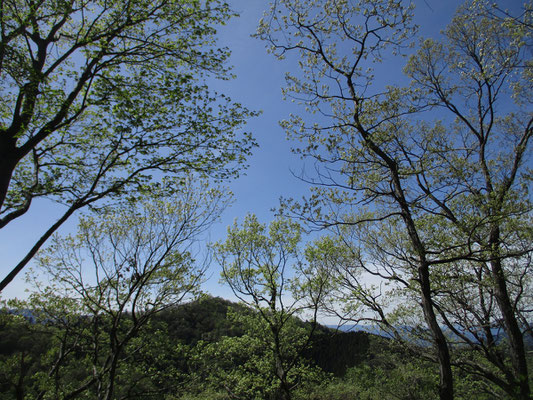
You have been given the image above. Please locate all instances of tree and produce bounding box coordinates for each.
[0,0,256,291]
[258,0,532,399]
[405,3,532,397]
[2,176,226,399]
[212,215,330,400]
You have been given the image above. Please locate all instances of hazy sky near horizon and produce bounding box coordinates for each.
[0,0,524,302]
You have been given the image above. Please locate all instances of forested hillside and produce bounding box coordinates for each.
[0,296,436,399]
[3,296,531,399]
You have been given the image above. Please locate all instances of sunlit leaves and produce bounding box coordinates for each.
[262,0,532,396]
[213,214,331,400]
[0,0,257,228]
[7,176,228,398]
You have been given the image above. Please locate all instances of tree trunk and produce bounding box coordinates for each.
[490,226,531,400]
[274,346,291,400]
[363,132,455,400]
[0,143,18,211]
[388,159,454,400]
[419,262,454,400]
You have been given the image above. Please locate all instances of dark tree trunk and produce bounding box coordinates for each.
[490,226,531,400]
[0,140,19,211]
[419,262,454,400]
[359,128,455,400]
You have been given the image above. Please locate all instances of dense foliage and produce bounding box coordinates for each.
[0,0,257,290]
[0,297,414,399]
[3,296,530,399]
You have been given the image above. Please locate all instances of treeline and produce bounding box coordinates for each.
[2,296,530,399]
[0,296,434,399]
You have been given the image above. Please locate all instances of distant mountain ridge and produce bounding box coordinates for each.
[328,323,533,349]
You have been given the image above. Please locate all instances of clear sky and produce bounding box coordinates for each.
[0,0,524,301]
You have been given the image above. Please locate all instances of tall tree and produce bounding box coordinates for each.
[213,215,330,400]
[258,0,531,399]
[404,2,532,397]
[3,176,226,400]
[0,0,256,291]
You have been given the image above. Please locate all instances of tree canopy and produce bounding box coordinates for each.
[1,1,532,399]
[258,0,532,398]
[0,0,257,291]
[3,178,226,399]
[213,215,331,400]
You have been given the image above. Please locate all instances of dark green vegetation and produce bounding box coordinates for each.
[0,296,432,400]
[2,296,532,400]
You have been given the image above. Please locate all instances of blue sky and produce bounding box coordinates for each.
[0,0,523,300]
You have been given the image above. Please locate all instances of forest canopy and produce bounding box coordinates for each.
[0,0,257,290]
